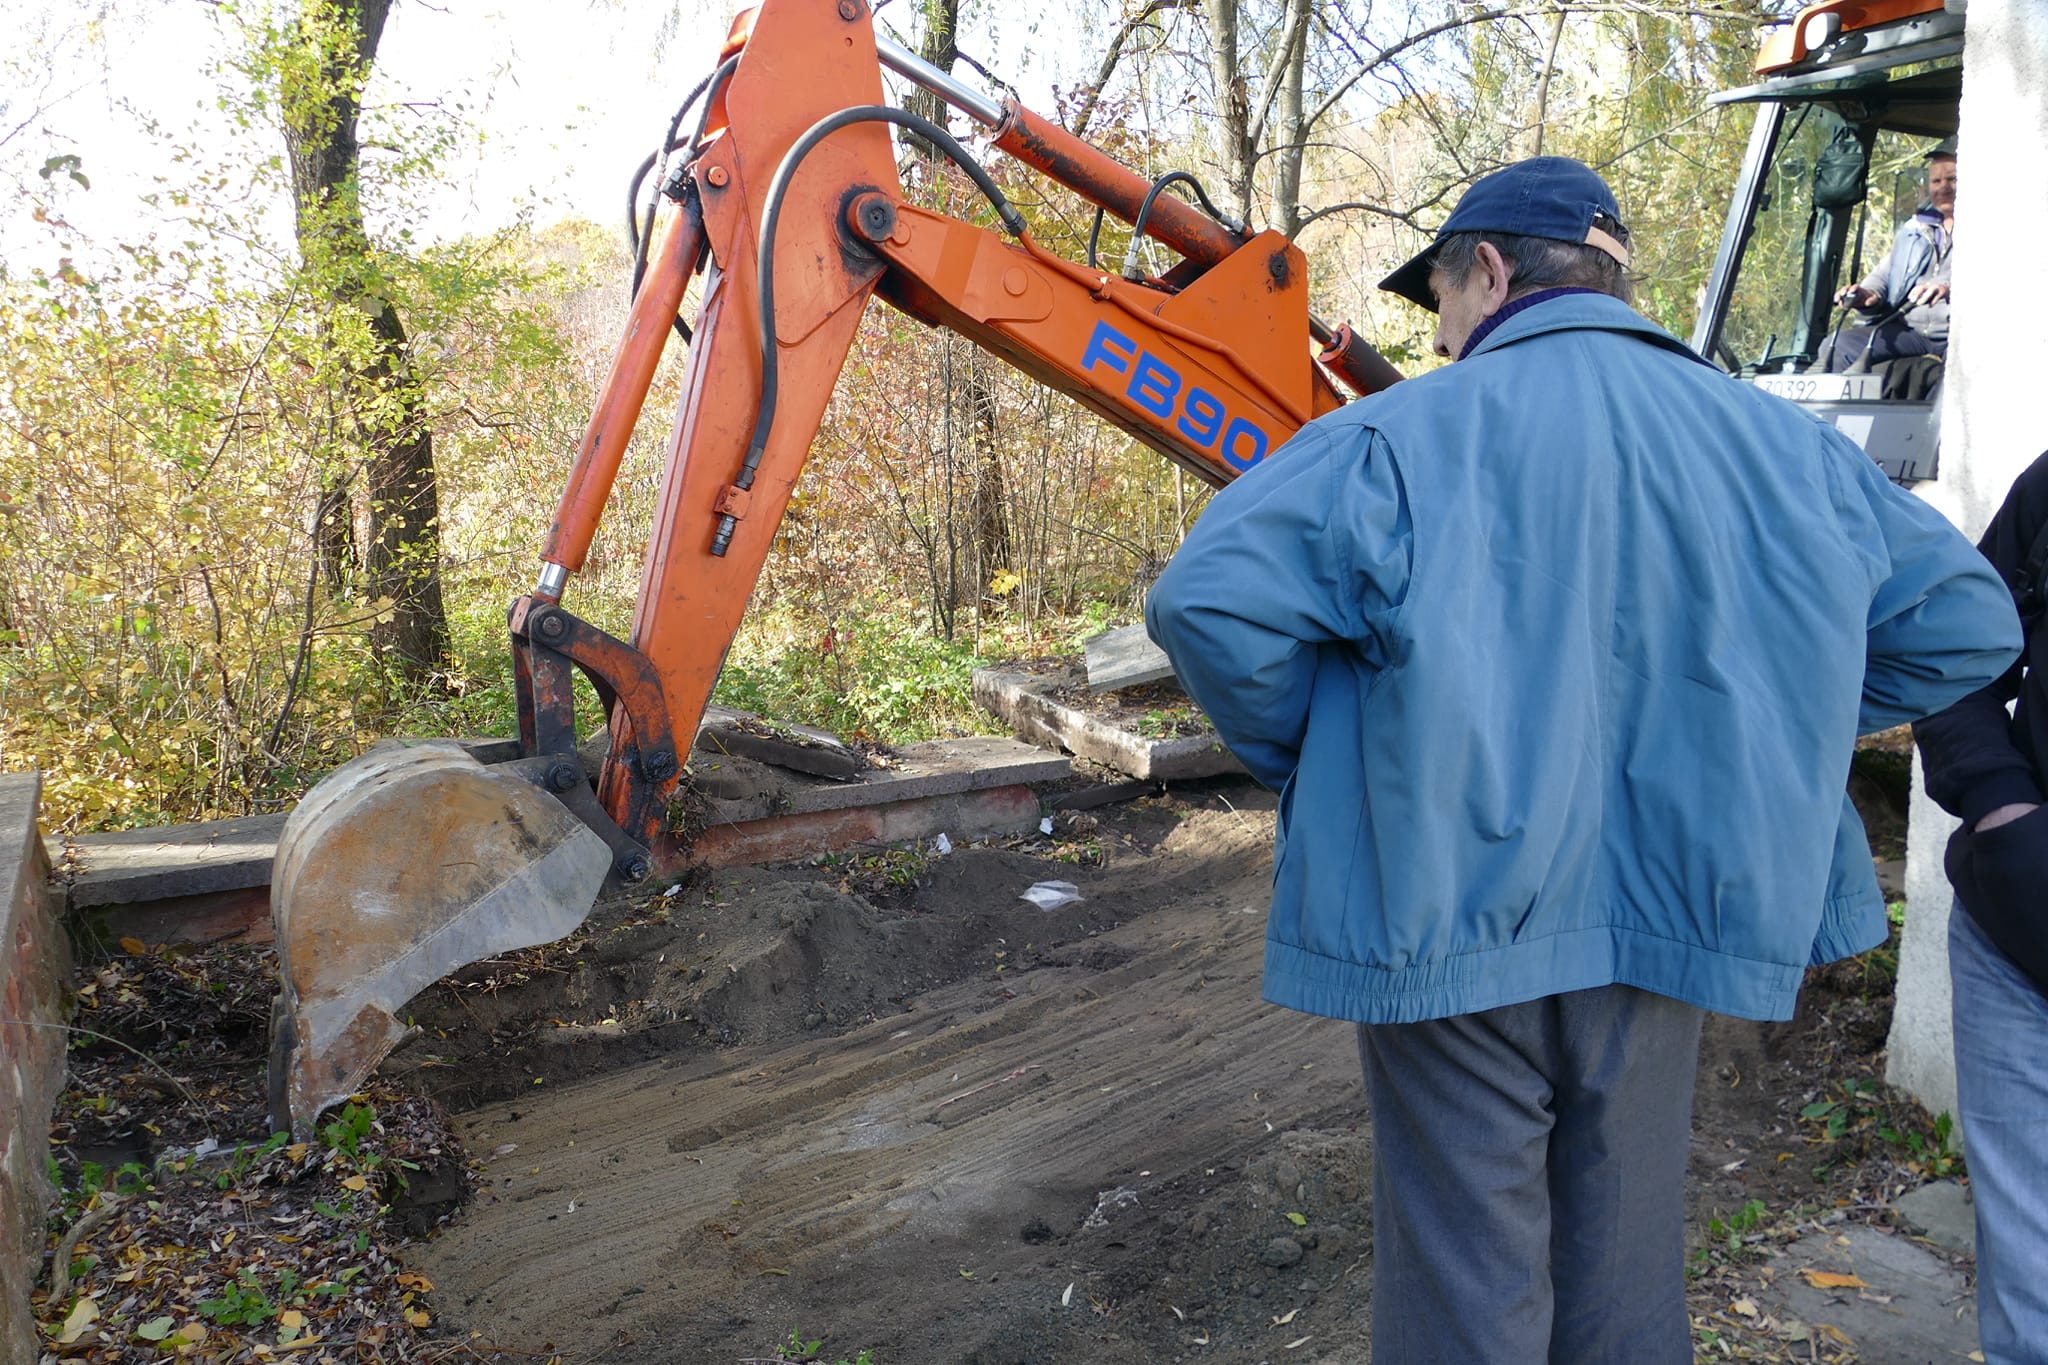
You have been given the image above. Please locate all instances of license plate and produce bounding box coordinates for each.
[1752,373,1882,403]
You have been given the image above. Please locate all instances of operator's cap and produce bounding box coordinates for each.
[1378,156,1633,313]
[1926,136,1958,159]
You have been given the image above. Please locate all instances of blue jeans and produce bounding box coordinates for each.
[1950,902,2048,1365]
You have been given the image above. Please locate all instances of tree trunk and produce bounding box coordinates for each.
[1272,0,1309,237]
[280,0,449,683]
[1200,0,1254,221]
[313,474,353,596]
[905,0,1011,622]
[903,0,958,159]
[966,350,1011,592]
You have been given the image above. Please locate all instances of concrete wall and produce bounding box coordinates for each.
[1,772,69,1365]
[1886,0,2048,1132]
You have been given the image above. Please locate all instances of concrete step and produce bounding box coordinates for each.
[973,669,1244,782]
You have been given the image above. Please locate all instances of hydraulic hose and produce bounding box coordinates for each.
[711,104,1028,557]
[628,56,740,305]
[1120,171,1240,280]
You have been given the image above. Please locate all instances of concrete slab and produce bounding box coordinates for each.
[697,706,861,780]
[697,735,1070,823]
[974,669,1244,782]
[1749,1222,1977,1365]
[55,737,1072,944]
[1082,624,1176,692]
[691,783,1043,868]
[1895,1180,1976,1256]
[49,811,287,909]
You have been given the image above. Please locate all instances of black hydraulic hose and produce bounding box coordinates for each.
[629,58,738,303]
[711,104,1027,557]
[1091,171,1234,275]
[1120,170,1240,280]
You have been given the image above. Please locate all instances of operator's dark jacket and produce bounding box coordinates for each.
[1915,449,2048,992]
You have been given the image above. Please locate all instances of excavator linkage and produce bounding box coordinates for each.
[265,0,1401,1137]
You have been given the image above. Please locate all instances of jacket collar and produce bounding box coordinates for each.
[1462,290,1713,368]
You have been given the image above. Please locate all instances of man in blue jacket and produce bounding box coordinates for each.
[1145,157,2019,1365]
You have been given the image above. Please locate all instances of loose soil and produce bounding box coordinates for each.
[39,744,1964,1365]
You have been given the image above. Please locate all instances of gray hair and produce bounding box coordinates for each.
[1432,230,1634,305]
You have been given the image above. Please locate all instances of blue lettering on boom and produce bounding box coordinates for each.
[1079,318,1270,470]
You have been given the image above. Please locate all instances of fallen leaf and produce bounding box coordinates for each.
[407,1309,430,1328]
[57,1296,98,1344]
[119,936,147,955]
[1799,1269,1868,1290]
[1731,1297,1759,1318]
[1818,1323,1856,1347]
[1285,1336,1312,1349]
[1062,1282,1074,1307]
[1283,1212,1308,1227]
[396,1272,433,1291]
[1271,1308,1299,1326]
[278,1310,305,1329]
[341,1175,368,1192]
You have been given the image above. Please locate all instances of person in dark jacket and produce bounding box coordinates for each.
[1912,449,2048,1365]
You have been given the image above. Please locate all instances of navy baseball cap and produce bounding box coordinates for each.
[1379,157,1632,312]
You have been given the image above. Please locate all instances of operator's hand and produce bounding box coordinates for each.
[1974,802,2038,832]
[1834,284,1881,309]
[1906,280,1951,307]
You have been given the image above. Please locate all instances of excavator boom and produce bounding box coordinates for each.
[268,0,1400,1136]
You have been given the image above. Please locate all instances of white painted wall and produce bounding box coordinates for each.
[1885,0,2048,1135]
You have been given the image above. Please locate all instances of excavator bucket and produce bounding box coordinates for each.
[268,740,611,1138]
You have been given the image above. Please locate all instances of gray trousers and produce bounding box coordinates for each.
[1357,985,1704,1365]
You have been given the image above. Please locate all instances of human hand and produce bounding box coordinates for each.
[1907,280,1951,307]
[1834,284,1879,309]
[1974,802,2038,832]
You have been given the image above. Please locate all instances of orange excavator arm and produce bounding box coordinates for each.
[266,0,1399,1137]
[528,0,1398,860]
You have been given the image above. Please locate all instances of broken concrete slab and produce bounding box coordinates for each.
[697,706,862,780]
[1082,623,1176,693]
[1748,1221,1976,1365]
[48,811,287,910]
[54,737,1072,944]
[692,784,1043,868]
[974,670,1244,782]
[691,736,1072,825]
[1895,1179,1976,1256]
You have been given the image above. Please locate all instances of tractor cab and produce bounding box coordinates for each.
[1691,0,1963,483]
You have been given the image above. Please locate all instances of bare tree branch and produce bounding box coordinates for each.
[1244,0,1313,152]
[1071,0,1198,136]
[1309,3,1756,134]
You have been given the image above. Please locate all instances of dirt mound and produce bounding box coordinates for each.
[395,796,1252,1111]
